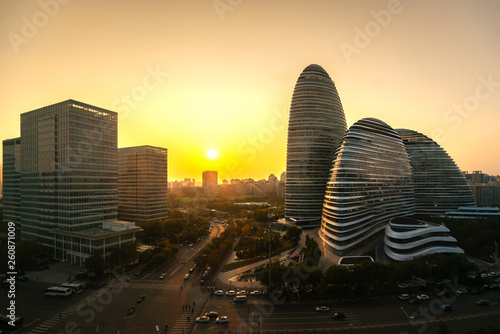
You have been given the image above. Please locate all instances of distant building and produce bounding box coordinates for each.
[470,184,500,207]
[2,100,140,265]
[446,206,500,219]
[202,170,218,195]
[118,145,168,223]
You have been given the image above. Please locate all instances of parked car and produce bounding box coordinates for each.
[226,290,236,296]
[399,294,410,300]
[237,290,247,296]
[409,299,420,305]
[214,290,224,296]
[184,274,190,280]
[316,306,330,312]
[398,283,409,289]
[456,288,467,295]
[331,312,345,320]
[417,294,429,300]
[127,305,136,315]
[250,290,261,296]
[196,316,210,323]
[215,316,229,324]
[159,273,166,280]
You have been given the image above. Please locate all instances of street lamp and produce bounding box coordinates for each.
[425,261,437,282]
[346,267,352,298]
[401,306,415,333]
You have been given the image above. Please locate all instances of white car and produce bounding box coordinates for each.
[399,294,410,300]
[196,316,210,323]
[226,290,236,296]
[417,294,429,300]
[214,290,224,296]
[159,273,166,280]
[315,306,330,312]
[250,290,261,296]
[237,290,247,296]
[215,316,229,324]
[456,288,467,295]
[184,274,190,280]
[398,283,409,289]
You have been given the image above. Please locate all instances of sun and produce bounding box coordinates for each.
[207,149,218,159]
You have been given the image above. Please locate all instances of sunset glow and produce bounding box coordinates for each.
[1,1,499,182]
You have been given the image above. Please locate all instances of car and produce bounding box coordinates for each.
[417,294,429,300]
[184,274,190,280]
[196,316,210,323]
[409,299,420,305]
[159,273,166,280]
[481,273,489,278]
[470,289,481,295]
[136,294,146,303]
[475,299,490,306]
[214,290,224,296]
[127,305,136,315]
[205,311,219,318]
[215,316,229,324]
[135,271,142,276]
[237,290,247,295]
[398,283,409,289]
[188,243,193,247]
[189,268,194,274]
[456,288,467,295]
[316,306,330,312]
[409,281,420,288]
[399,294,410,300]
[226,290,236,296]
[331,312,345,320]
[250,290,261,296]
[441,304,452,311]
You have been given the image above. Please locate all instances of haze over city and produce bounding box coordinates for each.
[1,0,500,182]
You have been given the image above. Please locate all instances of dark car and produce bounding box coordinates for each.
[475,299,490,306]
[441,304,452,311]
[127,305,136,314]
[332,312,345,320]
[409,299,420,305]
[205,311,219,318]
[136,294,146,303]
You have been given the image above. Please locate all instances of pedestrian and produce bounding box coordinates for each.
[191,308,194,314]
[182,305,184,310]
[188,305,191,310]
[193,301,195,306]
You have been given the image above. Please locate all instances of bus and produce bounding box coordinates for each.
[45,286,72,297]
[60,282,85,293]
[0,314,24,330]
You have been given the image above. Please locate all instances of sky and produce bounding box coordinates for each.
[1,0,499,182]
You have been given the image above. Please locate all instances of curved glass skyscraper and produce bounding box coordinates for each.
[285,64,347,226]
[396,129,476,215]
[320,118,415,255]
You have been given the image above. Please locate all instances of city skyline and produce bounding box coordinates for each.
[1,1,500,181]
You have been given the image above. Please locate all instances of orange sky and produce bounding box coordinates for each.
[1,0,499,182]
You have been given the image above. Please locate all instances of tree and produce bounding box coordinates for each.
[436,321,452,334]
[285,226,302,246]
[85,252,105,276]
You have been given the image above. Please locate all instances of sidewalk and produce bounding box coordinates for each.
[24,261,83,284]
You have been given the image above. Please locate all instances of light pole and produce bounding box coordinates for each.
[401,306,415,333]
[425,261,437,282]
[346,267,352,298]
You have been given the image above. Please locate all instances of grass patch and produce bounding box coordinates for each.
[221,258,267,272]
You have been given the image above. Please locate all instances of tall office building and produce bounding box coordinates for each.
[202,170,218,195]
[3,100,140,264]
[2,138,21,225]
[396,129,476,215]
[285,64,347,226]
[118,146,168,223]
[320,118,415,256]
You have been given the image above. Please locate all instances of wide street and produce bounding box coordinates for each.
[5,220,500,334]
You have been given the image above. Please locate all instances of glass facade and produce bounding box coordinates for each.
[285,64,347,226]
[396,129,476,215]
[19,100,118,253]
[320,118,415,255]
[2,138,21,226]
[118,146,168,223]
